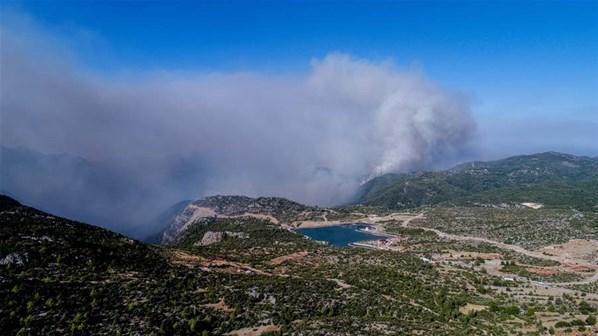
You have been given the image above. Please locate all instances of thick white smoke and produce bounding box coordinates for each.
[308,55,474,178]
[1,18,475,234]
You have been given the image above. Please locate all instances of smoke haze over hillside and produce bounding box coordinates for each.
[0,15,476,235]
[3,8,596,237]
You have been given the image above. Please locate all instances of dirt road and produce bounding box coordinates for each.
[398,213,598,285]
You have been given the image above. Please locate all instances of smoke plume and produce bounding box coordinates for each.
[0,16,475,236]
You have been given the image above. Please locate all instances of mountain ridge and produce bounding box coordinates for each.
[354,151,598,210]
[160,195,320,244]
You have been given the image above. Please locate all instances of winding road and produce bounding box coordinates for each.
[393,212,598,285]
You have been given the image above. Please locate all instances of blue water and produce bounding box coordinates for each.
[296,224,385,247]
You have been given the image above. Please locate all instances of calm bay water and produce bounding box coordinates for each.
[296,224,385,247]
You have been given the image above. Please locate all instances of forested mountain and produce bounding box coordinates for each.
[354,152,598,211]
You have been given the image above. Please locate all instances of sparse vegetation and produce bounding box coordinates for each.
[356,152,598,211]
[2,167,597,336]
[414,207,597,249]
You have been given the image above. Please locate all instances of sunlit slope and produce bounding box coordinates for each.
[355,152,598,211]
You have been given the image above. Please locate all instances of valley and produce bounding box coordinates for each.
[2,152,598,335]
[3,1,596,334]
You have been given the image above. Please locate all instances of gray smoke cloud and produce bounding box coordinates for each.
[0,16,475,236]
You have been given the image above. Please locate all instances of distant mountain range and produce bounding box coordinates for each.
[354,152,598,211]
[3,148,597,243]
[151,152,598,243]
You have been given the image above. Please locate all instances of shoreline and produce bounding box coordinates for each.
[292,212,420,229]
[291,212,423,250]
[294,222,397,249]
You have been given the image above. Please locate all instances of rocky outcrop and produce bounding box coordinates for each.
[161,195,315,244]
[161,204,217,244]
[191,230,250,247]
[194,231,224,246]
[0,252,28,266]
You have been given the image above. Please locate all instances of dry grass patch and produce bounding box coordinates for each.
[269,251,308,265]
[459,303,487,315]
[224,324,280,336]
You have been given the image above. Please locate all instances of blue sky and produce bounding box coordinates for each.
[1,1,598,225]
[2,0,598,159]
[7,1,597,121]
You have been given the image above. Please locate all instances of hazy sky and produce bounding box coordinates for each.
[4,1,596,157]
[7,1,597,116]
[1,1,597,235]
